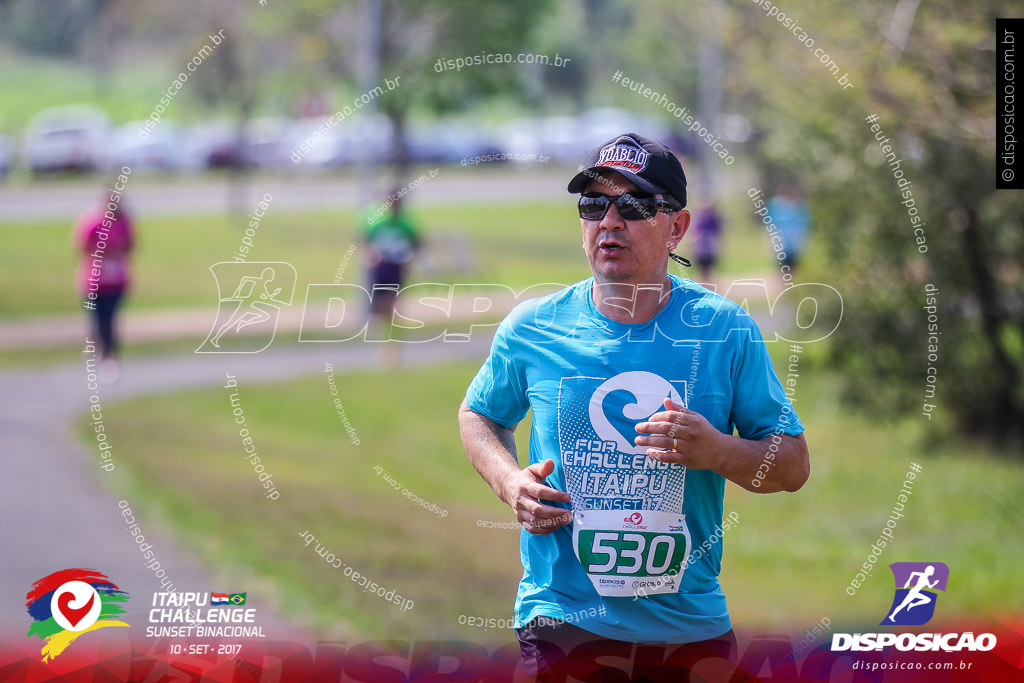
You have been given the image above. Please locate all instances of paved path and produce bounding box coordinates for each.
[0,289,526,350]
[0,329,492,639]
[0,167,570,225]
[0,277,795,351]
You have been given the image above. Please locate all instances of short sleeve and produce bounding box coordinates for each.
[728,316,804,441]
[465,317,530,428]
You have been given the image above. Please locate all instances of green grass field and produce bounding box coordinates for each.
[80,345,1024,644]
[2,195,781,320]
[0,51,164,135]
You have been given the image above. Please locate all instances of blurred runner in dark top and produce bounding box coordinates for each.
[362,192,420,367]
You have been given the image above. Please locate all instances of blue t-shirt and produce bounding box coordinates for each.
[766,197,809,254]
[465,274,804,644]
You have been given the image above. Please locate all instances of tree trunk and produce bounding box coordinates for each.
[388,109,411,187]
[959,205,1024,442]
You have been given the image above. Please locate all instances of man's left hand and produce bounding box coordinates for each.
[634,398,724,470]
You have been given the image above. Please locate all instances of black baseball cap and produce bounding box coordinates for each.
[568,133,687,208]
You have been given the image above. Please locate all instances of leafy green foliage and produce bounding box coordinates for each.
[728,0,1024,445]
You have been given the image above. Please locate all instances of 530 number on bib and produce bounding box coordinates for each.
[572,509,690,597]
[578,530,687,576]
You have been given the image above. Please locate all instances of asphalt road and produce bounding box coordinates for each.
[0,166,571,225]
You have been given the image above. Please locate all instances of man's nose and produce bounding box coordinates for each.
[599,202,625,230]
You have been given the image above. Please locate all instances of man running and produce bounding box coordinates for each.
[459,133,810,680]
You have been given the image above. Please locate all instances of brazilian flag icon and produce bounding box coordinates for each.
[228,593,246,606]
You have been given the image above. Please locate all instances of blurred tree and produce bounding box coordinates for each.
[532,2,590,113]
[374,0,553,178]
[253,0,551,182]
[180,2,260,216]
[550,0,711,171]
[0,0,140,91]
[729,0,1023,446]
[0,0,96,57]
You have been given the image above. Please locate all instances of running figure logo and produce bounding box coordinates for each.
[882,562,949,626]
[197,262,296,353]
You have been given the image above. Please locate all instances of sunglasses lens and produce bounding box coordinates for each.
[617,193,656,220]
[578,193,659,220]
[578,195,609,220]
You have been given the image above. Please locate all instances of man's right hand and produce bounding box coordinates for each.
[502,459,572,535]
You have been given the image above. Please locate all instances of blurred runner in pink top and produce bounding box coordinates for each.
[73,193,135,364]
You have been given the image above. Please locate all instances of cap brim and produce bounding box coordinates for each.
[567,166,665,196]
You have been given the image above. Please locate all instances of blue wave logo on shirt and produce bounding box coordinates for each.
[602,389,664,447]
[589,372,684,454]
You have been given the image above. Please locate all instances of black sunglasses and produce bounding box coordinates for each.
[578,192,681,222]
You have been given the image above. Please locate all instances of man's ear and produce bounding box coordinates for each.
[669,209,691,248]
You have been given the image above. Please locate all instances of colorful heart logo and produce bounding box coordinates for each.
[48,581,101,632]
[56,591,95,628]
[26,569,130,662]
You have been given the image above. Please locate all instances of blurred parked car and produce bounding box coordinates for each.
[500,116,590,163]
[23,105,111,175]
[109,121,186,171]
[335,114,393,167]
[580,107,670,150]
[282,116,347,168]
[407,120,504,165]
[243,117,292,169]
[184,120,246,170]
[284,113,394,168]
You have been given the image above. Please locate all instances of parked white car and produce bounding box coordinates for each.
[23,105,111,174]
[109,121,187,171]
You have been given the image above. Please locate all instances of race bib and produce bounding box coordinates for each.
[558,372,691,596]
[572,509,690,597]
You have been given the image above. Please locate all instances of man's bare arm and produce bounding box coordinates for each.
[458,400,572,534]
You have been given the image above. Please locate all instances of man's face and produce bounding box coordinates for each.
[580,172,689,285]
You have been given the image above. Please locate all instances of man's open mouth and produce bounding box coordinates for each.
[599,240,626,253]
